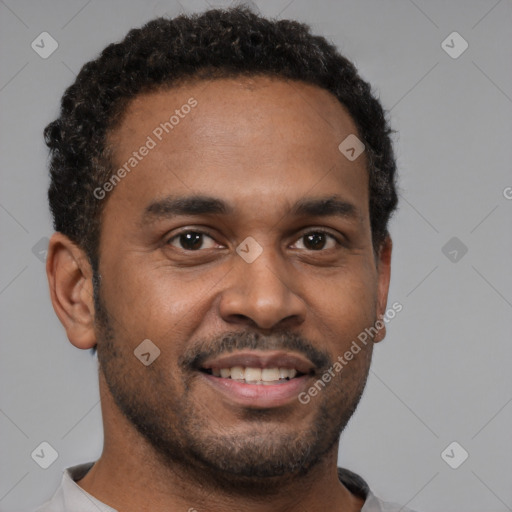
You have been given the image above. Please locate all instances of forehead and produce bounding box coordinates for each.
[102,76,369,225]
[112,75,361,150]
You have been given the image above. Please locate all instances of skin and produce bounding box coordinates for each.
[46,76,392,512]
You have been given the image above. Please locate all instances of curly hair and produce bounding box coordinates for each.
[44,6,397,270]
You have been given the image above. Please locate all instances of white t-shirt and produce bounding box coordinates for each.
[34,462,418,512]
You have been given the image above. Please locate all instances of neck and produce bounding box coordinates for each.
[77,372,364,512]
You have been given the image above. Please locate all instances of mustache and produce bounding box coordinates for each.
[179,330,331,372]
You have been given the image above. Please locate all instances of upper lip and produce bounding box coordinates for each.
[200,350,315,374]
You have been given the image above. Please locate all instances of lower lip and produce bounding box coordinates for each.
[199,372,310,408]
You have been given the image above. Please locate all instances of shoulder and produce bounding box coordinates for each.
[361,492,419,512]
[32,462,97,512]
[337,467,420,512]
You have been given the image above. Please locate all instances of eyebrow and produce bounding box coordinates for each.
[141,194,358,225]
[291,196,358,219]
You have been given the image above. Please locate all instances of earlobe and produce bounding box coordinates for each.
[46,232,97,350]
[373,236,392,343]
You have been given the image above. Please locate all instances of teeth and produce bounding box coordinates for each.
[210,366,299,383]
[230,366,245,380]
[244,367,262,382]
[261,368,280,381]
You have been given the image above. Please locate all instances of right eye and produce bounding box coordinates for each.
[166,230,220,251]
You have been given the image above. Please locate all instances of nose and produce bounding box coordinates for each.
[218,249,306,331]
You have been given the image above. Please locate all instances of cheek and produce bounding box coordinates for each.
[310,265,378,337]
[100,261,218,347]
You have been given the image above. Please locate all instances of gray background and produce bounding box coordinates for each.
[1,0,511,510]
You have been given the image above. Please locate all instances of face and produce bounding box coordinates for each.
[93,76,390,489]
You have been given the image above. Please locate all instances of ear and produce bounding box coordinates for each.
[46,232,97,350]
[373,236,392,343]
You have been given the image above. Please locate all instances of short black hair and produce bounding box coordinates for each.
[44,6,397,271]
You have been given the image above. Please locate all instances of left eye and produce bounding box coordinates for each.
[292,231,339,251]
[167,231,218,251]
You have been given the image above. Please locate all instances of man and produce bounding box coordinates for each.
[37,5,413,512]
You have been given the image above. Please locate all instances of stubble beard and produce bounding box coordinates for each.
[92,272,371,494]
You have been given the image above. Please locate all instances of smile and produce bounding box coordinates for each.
[202,366,300,385]
[198,350,315,407]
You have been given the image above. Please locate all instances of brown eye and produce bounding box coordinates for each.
[293,231,338,251]
[167,231,217,251]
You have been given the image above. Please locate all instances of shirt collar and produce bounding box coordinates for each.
[59,462,401,512]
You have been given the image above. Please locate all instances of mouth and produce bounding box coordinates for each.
[197,351,316,407]
[201,366,303,385]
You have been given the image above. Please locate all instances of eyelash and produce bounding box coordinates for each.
[165,229,343,251]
